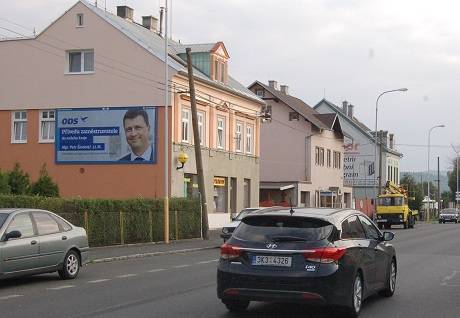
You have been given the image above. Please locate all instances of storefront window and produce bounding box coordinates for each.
[213,176,227,213]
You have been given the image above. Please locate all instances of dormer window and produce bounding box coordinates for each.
[213,58,227,84]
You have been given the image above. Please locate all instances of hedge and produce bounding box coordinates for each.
[0,195,201,247]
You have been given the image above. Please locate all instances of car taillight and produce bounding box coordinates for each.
[302,247,346,264]
[220,243,242,260]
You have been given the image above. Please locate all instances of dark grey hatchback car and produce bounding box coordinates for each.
[217,208,397,317]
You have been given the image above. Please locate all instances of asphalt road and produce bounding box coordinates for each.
[1,222,460,318]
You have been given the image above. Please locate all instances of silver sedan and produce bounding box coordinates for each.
[0,208,89,280]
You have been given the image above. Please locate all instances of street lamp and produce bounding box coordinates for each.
[373,88,408,216]
[427,124,445,222]
[451,144,459,209]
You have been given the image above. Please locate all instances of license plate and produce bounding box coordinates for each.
[251,255,292,267]
[377,219,387,223]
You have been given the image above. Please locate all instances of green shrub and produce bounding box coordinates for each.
[0,170,10,194]
[8,163,30,195]
[0,195,201,247]
[30,164,59,197]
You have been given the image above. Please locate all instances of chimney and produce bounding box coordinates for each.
[142,16,158,32]
[389,133,394,149]
[348,104,354,118]
[117,6,134,21]
[268,80,279,90]
[280,85,289,95]
[342,101,348,116]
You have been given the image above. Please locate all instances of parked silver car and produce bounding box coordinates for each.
[439,208,460,223]
[0,208,89,280]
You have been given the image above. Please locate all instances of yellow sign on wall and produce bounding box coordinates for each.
[213,177,226,187]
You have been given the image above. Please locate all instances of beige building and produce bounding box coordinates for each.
[0,1,264,228]
[249,81,352,208]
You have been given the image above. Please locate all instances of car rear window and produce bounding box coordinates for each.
[0,213,8,228]
[232,215,334,242]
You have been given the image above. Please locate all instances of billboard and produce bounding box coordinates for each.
[343,143,377,187]
[56,107,157,164]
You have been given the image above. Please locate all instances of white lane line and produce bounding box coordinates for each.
[47,285,75,290]
[0,294,23,300]
[87,279,111,284]
[197,259,219,264]
[117,274,138,278]
[173,264,191,269]
[147,268,166,273]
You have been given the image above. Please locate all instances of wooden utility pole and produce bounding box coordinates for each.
[186,48,209,240]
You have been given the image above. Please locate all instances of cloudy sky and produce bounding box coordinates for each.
[2,0,459,172]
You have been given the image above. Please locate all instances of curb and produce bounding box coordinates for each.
[88,245,220,264]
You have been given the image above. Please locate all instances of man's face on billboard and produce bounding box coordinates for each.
[123,115,150,155]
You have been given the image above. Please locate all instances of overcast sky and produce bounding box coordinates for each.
[2,0,459,173]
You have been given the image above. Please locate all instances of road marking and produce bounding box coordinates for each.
[197,259,219,264]
[47,285,75,290]
[0,294,23,300]
[87,279,111,283]
[117,274,138,278]
[147,268,166,273]
[443,271,458,281]
[173,264,191,268]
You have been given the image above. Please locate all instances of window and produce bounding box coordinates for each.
[220,63,225,82]
[181,108,190,143]
[39,110,55,142]
[214,60,219,80]
[33,212,60,235]
[246,124,253,154]
[244,179,251,208]
[315,147,320,165]
[197,111,205,146]
[333,151,342,169]
[341,215,366,239]
[11,111,27,143]
[327,149,331,167]
[67,50,94,73]
[7,213,35,238]
[217,117,225,149]
[235,122,243,152]
[255,89,264,97]
[358,215,380,240]
[320,148,325,166]
[51,215,72,231]
[289,112,299,121]
[76,13,84,27]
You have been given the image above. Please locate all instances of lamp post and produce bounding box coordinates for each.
[373,88,408,217]
[427,125,445,222]
[451,144,459,209]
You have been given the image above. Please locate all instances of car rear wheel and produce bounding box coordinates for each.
[222,299,249,312]
[379,258,396,297]
[344,272,363,318]
[58,250,80,280]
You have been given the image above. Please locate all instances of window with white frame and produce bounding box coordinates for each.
[39,110,55,142]
[76,13,84,27]
[67,50,94,73]
[197,111,205,146]
[181,108,190,143]
[217,117,225,149]
[246,124,253,154]
[235,122,243,152]
[11,111,27,143]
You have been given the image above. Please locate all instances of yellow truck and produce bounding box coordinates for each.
[376,181,417,229]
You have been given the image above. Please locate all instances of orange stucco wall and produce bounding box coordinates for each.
[0,108,168,199]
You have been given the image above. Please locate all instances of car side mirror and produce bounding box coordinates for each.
[4,230,22,241]
[382,231,394,242]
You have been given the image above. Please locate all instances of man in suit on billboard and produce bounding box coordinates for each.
[119,109,153,162]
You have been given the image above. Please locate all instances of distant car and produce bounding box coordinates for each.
[0,208,89,280]
[439,208,460,223]
[221,208,262,242]
[217,207,397,317]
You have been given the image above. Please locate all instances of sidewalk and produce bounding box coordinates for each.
[88,230,222,264]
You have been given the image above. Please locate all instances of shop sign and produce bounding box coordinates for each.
[213,177,226,187]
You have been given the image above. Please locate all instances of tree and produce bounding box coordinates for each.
[30,164,59,197]
[400,174,423,211]
[447,157,458,202]
[0,170,11,194]
[8,163,30,195]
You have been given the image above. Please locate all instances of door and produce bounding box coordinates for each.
[359,215,389,288]
[1,212,40,274]
[32,212,67,267]
[230,178,237,215]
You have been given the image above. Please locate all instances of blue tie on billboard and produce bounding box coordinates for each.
[55,107,157,164]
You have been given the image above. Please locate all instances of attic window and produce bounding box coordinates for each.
[255,89,264,97]
[289,112,299,121]
[76,14,84,27]
[213,59,227,83]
